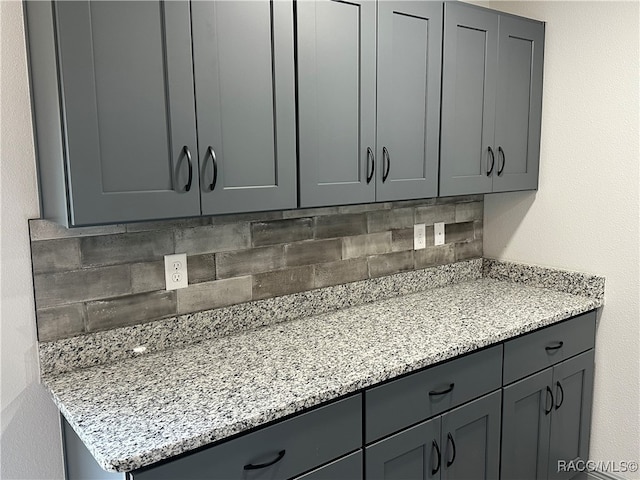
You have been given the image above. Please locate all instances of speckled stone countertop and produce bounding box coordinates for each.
[42,265,603,473]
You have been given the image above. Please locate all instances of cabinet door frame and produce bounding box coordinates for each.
[375,0,442,201]
[192,0,297,215]
[297,0,377,207]
[54,0,200,225]
[493,14,544,193]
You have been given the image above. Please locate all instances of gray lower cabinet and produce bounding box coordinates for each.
[501,311,596,480]
[25,0,296,226]
[366,391,501,480]
[440,2,544,196]
[297,0,442,207]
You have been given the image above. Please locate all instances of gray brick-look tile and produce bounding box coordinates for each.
[314,213,367,239]
[210,210,284,225]
[315,258,368,288]
[178,276,252,314]
[368,251,414,278]
[445,221,475,244]
[187,253,217,284]
[131,261,165,293]
[125,217,209,233]
[415,204,456,225]
[338,202,391,214]
[390,198,436,209]
[436,194,483,204]
[253,266,314,300]
[31,238,81,274]
[29,219,125,241]
[282,206,340,219]
[175,223,250,255]
[367,208,414,233]
[34,265,131,309]
[392,228,414,252]
[216,246,285,279]
[455,239,483,261]
[474,220,483,241]
[86,291,177,332]
[80,231,174,267]
[342,232,392,260]
[415,244,455,269]
[251,218,313,247]
[285,238,342,267]
[36,304,85,342]
[455,201,483,223]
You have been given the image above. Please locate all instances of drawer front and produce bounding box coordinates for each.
[503,311,596,385]
[294,451,362,480]
[133,395,362,480]
[365,345,502,443]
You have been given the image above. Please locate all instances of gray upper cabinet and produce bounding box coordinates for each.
[28,1,200,226]
[440,2,544,196]
[26,0,296,226]
[192,1,296,215]
[297,0,442,207]
[297,0,377,207]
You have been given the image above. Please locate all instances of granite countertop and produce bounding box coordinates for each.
[41,264,604,473]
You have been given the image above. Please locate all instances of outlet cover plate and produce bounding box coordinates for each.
[434,222,445,246]
[414,224,426,250]
[164,253,188,290]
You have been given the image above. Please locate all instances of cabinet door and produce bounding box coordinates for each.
[55,1,199,225]
[297,0,376,207]
[376,1,442,201]
[440,391,501,480]
[366,417,442,480]
[548,351,595,480]
[440,3,497,196]
[192,1,296,215]
[294,451,362,480]
[493,15,544,192]
[501,368,553,480]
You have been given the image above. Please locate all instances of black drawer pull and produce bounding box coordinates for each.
[366,147,375,184]
[243,450,286,470]
[446,433,456,467]
[487,146,495,176]
[182,146,193,192]
[545,385,554,415]
[555,381,564,409]
[545,341,564,352]
[382,146,390,182]
[429,383,455,396]
[207,146,218,191]
[497,146,505,176]
[431,440,441,475]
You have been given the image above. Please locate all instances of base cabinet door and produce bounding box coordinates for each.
[440,391,501,480]
[548,351,595,480]
[294,451,363,480]
[501,369,553,480]
[366,417,442,480]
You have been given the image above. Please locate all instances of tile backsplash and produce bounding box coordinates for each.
[30,196,483,342]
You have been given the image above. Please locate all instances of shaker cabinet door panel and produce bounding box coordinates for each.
[192,0,296,215]
[55,1,200,225]
[493,15,544,192]
[440,3,497,196]
[501,368,553,480]
[297,0,377,207]
[548,351,594,480]
[375,1,442,202]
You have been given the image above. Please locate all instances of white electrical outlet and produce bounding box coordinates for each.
[414,223,426,250]
[164,253,188,290]
[434,222,445,246]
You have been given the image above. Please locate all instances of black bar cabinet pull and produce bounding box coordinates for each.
[487,146,495,176]
[545,341,564,352]
[555,381,564,409]
[243,450,286,470]
[366,147,375,184]
[446,433,456,467]
[545,385,554,415]
[207,146,218,191]
[183,146,193,192]
[382,146,390,182]
[431,440,441,475]
[497,146,506,175]
[429,383,455,396]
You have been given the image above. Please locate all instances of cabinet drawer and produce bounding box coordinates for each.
[503,311,596,385]
[132,395,362,480]
[365,345,502,443]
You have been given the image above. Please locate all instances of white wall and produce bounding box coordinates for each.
[484,1,640,477]
[0,1,64,478]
